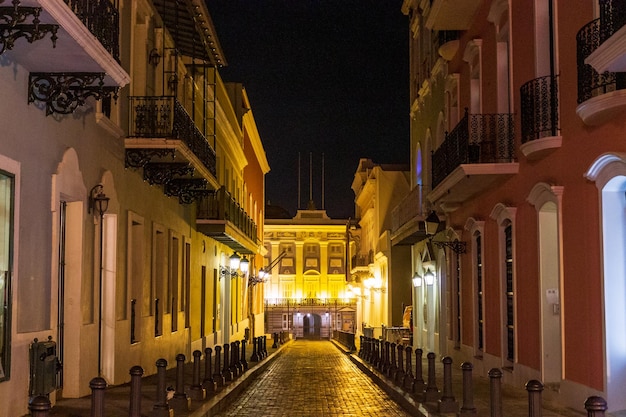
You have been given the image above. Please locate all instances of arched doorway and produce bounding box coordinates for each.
[303,313,321,339]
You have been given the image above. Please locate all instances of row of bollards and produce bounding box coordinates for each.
[358,336,609,416]
[28,336,272,417]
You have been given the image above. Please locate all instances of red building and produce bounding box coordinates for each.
[393,0,626,412]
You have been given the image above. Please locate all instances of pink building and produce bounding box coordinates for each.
[393,0,626,412]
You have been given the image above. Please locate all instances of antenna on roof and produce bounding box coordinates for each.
[322,153,325,210]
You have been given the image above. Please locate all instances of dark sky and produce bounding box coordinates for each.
[207,0,409,219]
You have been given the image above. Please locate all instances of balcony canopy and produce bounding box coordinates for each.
[153,0,227,66]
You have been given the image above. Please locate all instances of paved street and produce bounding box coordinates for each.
[212,340,412,417]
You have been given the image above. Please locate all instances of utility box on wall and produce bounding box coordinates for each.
[29,337,58,396]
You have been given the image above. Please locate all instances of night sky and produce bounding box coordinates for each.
[207,1,409,219]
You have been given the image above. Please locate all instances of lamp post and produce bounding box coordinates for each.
[89,184,109,377]
[219,252,249,344]
[412,273,423,348]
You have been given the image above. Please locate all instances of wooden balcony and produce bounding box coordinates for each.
[196,186,258,254]
[429,110,518,210]
[125,96,219,203]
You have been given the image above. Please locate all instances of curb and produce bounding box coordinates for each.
[189,341,291,417]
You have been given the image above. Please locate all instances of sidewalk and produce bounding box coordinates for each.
[336,341,586,417]
[50,340,288,417]
[48,339,587,417]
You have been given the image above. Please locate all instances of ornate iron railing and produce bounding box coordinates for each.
[196,186,258,243]
[432,110,515,188]
[577,16,626,104]
[520,75,559,143]
[63,0,119,62]
[128,96,217,177]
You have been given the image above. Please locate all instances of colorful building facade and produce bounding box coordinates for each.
[394,0,626,413]
[0,1,266,415]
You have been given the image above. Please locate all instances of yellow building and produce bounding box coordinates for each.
[264,206,356,339]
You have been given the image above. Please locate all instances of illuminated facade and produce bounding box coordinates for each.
[394,0,626,413]
[350,159,412,339]
[0,1,266,415]
[264,207,356,339]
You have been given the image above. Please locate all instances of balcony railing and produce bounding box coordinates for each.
[391,185,426,232]
[351,251,373,269]
[63,0,120,62]
[196,186,257,242]
[128,96,217,177]
[520,75,559,143]
[577,17,626,104]
[265,298,357,308]
[432,110,515,188]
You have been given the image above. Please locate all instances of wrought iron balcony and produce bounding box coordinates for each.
[429,110,518,209]
[520,75,559,143]
[520,75,562,159]
[62,0,119,61]
[577,18,626,104]
[1,0,127,84]
[585,0,626,73]
[432,110,515,188]
[125,96,218,203]
[196,186,258,254]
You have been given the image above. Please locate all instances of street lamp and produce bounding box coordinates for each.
[220,252,249,279]
[89,184,109,377]
[424,210,466,254]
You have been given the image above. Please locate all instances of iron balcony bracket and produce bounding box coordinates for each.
[0,1,58,55]
[125,149,176,169]
[28,72,119,116]
[143,162,194,185]
[164,178,211,204]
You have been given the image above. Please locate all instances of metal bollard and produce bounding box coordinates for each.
[189,350,206,401]
[388,342,397,376]
[489,368,503,417]
[526,379,544,417]
[396,344,405,382]
[90,376,107,417]
[404,346,414,390]
[460,362,477,415]
[272,332,278,348]
[170,353,191,411]
[153,358,171,417]
[222,343,233,381]
[377,340,384,370]
[230,341,239,378]
[129,365,144,417]
[235,340,243,374]
[213,345,225,387]
[413,348,425,395]
[28,396,51,417]
[203,347,217,392]
[424,352,439,402]
[584,396,607,417]
[359,335,364,357]
[241,339,249,371]
[251,336,259,362]
[438,356,459,413]
[263,335,268,357]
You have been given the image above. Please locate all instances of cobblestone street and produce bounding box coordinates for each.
[213,340,412,417]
